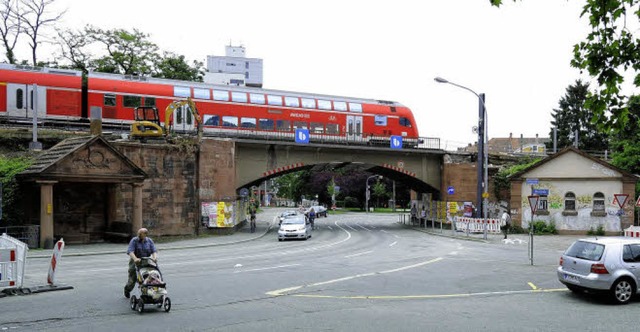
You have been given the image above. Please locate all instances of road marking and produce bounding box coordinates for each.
[527,282,538,290]
[291,288,568,300]
[357,224,372,231]
[389,241,397,247]
[380,230,389,234]
[328,226,333,230]
[266,257,443,297]
[344,250,373,258]
[234,264,301,273]
[346,224,358,231]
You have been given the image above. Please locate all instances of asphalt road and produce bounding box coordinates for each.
[2,209,640,331]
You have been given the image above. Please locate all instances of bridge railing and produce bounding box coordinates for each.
[201,129,441,150]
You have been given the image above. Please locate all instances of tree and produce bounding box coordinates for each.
[55,27,92,72]
[18,0,65,66]
[371,180,389,208]
[491,0,640,134]
[153,52,204,81]
[0,0,21,64]
[609,95,640,174]
[548,80,609,152]
[85,26,159,75]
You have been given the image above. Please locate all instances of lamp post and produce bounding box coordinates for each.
[365,175,382,213]
[435,77,488,239]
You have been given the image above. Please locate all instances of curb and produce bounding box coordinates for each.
[1,284,74,298]
[404,223,491,244]
[27,222,273,259]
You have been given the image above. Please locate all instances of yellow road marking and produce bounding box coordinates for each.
[527,282,538,290]
[291,288,567,300]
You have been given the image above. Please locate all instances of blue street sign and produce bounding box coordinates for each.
[447,186,455,195]
[295,129,310,144]
[239,188,249,198]
[526,178,539,185]
[532,188,549,196]
[390,135,402,149]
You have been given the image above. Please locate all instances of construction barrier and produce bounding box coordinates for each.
[47,238,65,286]
[0,233,29,290]
[624,226,640,237]
[455,217,503,234]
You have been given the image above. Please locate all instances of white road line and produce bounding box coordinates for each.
[346,224,358,231]
[344,250,373,258]
[380,230,389,234]
[310,273,376,287]
[234,264,301,273]
[356,224,372,231]
[380,257,443,274]
[389,241,397,247]
[328,226,333,230]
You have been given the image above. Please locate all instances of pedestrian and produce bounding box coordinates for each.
[420,206,427,226]
[410,203,417,224]
[500,210,512,239]
[124,227,158,298]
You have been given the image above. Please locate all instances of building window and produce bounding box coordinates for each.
[563,192,577,216]
[245,72,249,79]
[591,192,607,217]
[535,195,549,215]
[245,62,249,69]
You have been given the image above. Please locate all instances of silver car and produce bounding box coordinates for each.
[277,215,311,241]
[557,237,640,304]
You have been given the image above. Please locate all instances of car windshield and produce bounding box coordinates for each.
[282,218,304,225]
[565,241,605,261]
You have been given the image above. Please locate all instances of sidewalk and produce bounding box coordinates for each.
[27,220,273,259]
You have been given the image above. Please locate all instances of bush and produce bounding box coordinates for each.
[531,221,557,235]
[587,225,605,236]
[0,155,33,224]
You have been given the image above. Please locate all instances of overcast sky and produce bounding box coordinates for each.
[32,0,591,150]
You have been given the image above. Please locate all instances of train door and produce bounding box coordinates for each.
[172,103,196,133]
[346,115,363,142]
[5,84,46,118]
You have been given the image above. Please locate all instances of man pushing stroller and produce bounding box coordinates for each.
[124,228,158,298]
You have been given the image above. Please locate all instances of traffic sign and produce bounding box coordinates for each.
[482,192,489,199]
[390,136,402,149]
[526,178,539,185]
[239,188,249,198]
[528,195,539,214]
[295,129,310,144]
[614,194,629,208]
[447,186,454,195]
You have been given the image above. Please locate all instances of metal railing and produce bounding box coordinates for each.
[0,226,39,249]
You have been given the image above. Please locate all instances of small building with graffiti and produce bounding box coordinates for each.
[508,147,638,235]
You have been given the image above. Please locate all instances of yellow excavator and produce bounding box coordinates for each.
[131,97,202,138]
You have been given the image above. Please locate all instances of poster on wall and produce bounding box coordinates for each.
[216,202,235,228]
[201,202,218,228]
[463,202,474,217]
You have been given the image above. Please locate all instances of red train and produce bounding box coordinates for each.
[0,63,419,142]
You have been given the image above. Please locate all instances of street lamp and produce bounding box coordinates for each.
[365,175,382,213]
[435,76,488,239]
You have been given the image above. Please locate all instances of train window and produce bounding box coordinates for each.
[213,90,229,101]
[241,117,257,128]
[250,93,265,104]
[123,95,141,108]
[144,97,156,107]
[104,94,116,107]
[267,95,283,106]
[310,122,324,134]
[348,103,362,113]
[174,86,190,98]
[301,98,316,109]
[284,97,300,108]
[334,101,347,111]
[317,100,332,110]
[374,115,387,126]
[193,88,210,100]
[276,120,291,132]
[293,121,308,129]
[259,119,274,130]
[326,123,339,134]
[16,88,23,109]
[203,115,220,126]
[222,116,238,127]
[399,117,412,127]
[30,90,33,110]
[232,92,248,103]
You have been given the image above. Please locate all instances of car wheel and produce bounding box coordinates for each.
[611,278,635,304]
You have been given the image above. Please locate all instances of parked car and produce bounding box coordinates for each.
[276,210,299,225]
[557,237,640,304]
[306,205,328,218]
[277,214,312,241]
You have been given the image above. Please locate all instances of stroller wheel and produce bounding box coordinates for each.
[163,297,171,312]
[137,299,144,314]
[130,295,138,310]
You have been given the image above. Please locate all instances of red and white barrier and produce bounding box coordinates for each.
[455,217,503,234]
[624,226,640,238]
[0,248,17,289]
[47,238,65,286]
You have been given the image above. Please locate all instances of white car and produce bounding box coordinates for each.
[276,210,299,225]
[278,215,312,241]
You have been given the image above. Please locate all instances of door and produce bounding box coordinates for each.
[346,115,363,142]
[6,84,46,118]
[172,103,196,133]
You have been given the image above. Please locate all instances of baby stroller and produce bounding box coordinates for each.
[129,257,171,313]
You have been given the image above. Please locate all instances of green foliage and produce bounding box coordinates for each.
[371,180,388,207]
[531,221,557,235]
[153,52,204,82]
[86,26,160,75]
[587,225,606,236]
[0,156,33,223]
[493,157,542,200]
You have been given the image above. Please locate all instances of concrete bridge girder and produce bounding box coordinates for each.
[234,141,444,197]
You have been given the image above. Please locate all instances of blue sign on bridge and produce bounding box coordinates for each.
[390,136,402,149]
[295,129,310,144]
